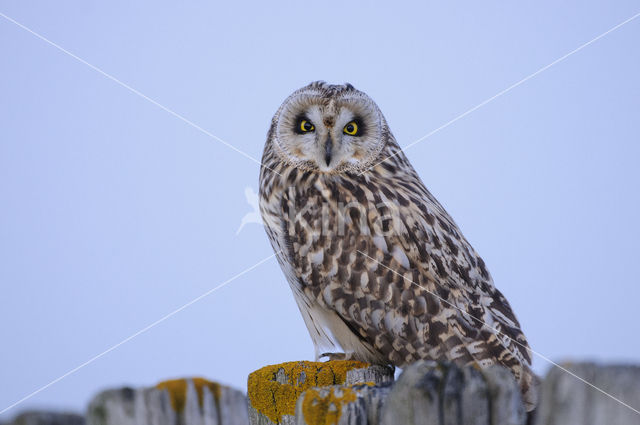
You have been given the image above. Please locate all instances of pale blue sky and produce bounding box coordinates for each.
[1,1,639,419]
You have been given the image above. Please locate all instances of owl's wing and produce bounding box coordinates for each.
[283,166,536,409]
[384,177,534,369]
[317,232,538,410]
[310,196,533,370]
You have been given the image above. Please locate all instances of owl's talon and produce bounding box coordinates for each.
[320,352,348,361]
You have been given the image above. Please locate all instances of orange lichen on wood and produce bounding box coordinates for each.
[156,377,221,412]
[247,360,370,424]
[301,387,358,425]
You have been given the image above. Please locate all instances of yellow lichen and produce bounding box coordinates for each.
[247,360,370,424]
[301,387,358,425]
[156,377,222,412]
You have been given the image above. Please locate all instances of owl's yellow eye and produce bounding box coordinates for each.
[299,120,314,132]
[343,121,359,136]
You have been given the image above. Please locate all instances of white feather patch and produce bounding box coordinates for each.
[391,245,410,269]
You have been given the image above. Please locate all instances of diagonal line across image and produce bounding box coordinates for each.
[0,251,280,415]
[2,6,639,420]
[361,11,640,175]
[0,12,282,176]
[357,250,640,416]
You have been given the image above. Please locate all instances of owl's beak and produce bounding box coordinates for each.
[324,135,333,166]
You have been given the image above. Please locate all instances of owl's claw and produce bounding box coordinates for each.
[319,352,349,361]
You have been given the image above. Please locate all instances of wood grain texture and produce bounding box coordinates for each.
[86,378,248,425]
[534,363,640,425]
[247,361,393,425]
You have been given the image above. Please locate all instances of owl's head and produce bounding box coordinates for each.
[268,82,389,173]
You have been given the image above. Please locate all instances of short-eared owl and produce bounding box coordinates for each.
[259,81,537,410]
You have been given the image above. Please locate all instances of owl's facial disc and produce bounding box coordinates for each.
[275,93,384,173]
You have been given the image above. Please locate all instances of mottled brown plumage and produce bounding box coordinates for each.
[259,81,538,410]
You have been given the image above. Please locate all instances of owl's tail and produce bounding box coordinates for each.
[519,366,540,412]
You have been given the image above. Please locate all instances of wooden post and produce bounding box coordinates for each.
[10,361,640,425]
[250,361,526,425]
[294,383,392,425]
[247,360,393,425]
[534,363,640,425]
[380,362,525,425]
[0,411,85,425]
[86,377,248,425]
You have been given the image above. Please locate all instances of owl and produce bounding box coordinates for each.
[258,81,538,411]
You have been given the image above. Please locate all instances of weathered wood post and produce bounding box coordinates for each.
[86,377,248,425]
[247,360,394,425]
[379,362,525,425]
[294,383,392,425]
[248,360,529,425]
[6,361,640,425]
[0,411,85,425]
[534,362,640,425]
